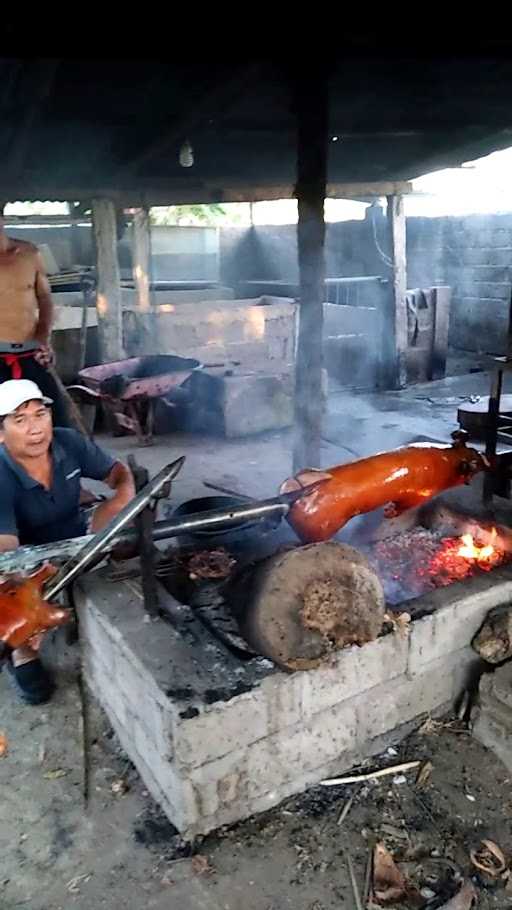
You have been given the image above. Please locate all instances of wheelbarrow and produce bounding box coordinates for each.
[68,354,202,444]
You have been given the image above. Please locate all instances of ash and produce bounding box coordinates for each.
[365,527,510,606]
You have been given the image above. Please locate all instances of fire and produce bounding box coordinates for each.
[457,528,498,563]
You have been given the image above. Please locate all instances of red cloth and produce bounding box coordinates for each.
[0,351,36,379]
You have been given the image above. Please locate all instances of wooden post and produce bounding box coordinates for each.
[293,72,328,471]
[131,206,152,312]
[430,285,451,380]
[91,198,124,362]
[384,194,408,389]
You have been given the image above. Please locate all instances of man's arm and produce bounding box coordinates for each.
[0,534,19,553]
[33,251,54,354]
[90,462,136,532]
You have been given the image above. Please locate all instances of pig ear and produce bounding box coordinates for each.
[295,470,333,487]
[29,563,58,585]
[279,478,302,494]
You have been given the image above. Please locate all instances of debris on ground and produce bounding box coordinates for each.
[472,605,512,663]
[0,733,7,757]
[437,881,477,910]
[371,841,421,905]
[111,777,130,796]
[191,854,215,876]
[470,838,509,884]
[415,760,433,788]
[66,873,92,894]
[43,768,69,780]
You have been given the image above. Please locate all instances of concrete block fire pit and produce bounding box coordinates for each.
[74,562,512,838]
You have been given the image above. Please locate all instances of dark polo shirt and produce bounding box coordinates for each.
[0,428,115,545]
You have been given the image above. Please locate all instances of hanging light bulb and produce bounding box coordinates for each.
[179,140,194,168]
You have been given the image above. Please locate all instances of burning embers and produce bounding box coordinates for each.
[370,526,510,606]
[457,529,498,563]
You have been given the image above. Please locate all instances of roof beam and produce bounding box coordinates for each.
[0,179,412,208]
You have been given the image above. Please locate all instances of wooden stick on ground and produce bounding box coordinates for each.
[321,760,421,787]
[344,848,364,910]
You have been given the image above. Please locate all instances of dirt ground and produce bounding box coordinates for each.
[2,372,512,909]
[2,639,512,910]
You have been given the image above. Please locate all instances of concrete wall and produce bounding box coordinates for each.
[7,223,219,281]
[123,298,297,372]
[221,214,512,355]
[12,213,512,355]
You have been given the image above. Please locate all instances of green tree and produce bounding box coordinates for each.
[150,204,227,226]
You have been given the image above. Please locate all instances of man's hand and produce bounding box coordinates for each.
[33,343,54,368]
[90,462,136,532]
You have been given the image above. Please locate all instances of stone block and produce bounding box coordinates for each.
[472,281,511,300]
[488,249,512,267]
[301,633,409,717]
[357,649,473,743]
[492,661,512,710]
[176,691,269,768]
[408,578,512,673]
[472,664,512,775]
[462,248,491,266]
[246,700,358,800]
[185,369,294,437]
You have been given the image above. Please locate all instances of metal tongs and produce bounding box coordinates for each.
[43,456,185,601]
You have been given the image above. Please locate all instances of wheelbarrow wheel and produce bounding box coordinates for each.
[230,541,385,671]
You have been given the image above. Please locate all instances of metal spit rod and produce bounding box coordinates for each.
[44,456,186,601]
[0,480,323,582]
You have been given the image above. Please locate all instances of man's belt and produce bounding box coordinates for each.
[0,342,39,379]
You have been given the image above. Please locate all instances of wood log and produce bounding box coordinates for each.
[231,542,385,671]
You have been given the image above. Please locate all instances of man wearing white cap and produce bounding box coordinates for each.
[0,379,135,703]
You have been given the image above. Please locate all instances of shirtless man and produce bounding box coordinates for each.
[0,203,69,425]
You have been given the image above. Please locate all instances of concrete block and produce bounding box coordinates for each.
[471,266,510,283]
[472,664,512,774]
[301,633,409,717]
[492,661,512,710]
[246,700,358,800]
[357,649,474,743]
[488,249,512,267]
[176,691,269,768]
[408,578,512,673]
[189,748,249,819]
[472,281,511,300]
[186,369,294,437]
[463,249,491,266]
[258,671,304,732]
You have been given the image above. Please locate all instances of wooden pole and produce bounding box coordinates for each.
[385,194,408,389]
[293,72,328,471]
[91,198,124,362]
[131,207,151,312]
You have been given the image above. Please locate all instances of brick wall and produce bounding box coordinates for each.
[221,213,512,355]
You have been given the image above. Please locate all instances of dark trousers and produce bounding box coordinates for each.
[0,356,71,427]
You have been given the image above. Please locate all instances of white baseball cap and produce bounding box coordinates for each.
[0,379,53,416]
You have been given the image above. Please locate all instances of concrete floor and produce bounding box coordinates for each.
[2,369,512,909]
